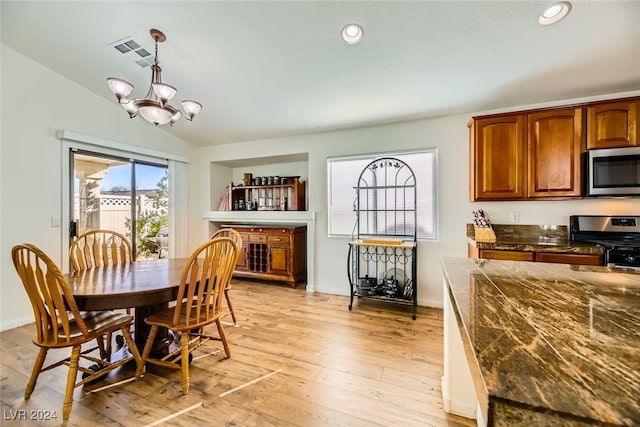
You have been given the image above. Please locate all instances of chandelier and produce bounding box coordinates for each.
[106,29,202,126]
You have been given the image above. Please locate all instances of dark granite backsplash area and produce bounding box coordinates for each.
[466,223,569,244]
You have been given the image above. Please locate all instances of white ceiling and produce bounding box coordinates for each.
[2,1,639,147]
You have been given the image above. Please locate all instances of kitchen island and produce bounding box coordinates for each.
[441,257,639,426]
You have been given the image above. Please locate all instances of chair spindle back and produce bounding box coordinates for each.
[210,228,242,265]
[70,230,133,271]
[12,243,88,345]
[172,237,239,328]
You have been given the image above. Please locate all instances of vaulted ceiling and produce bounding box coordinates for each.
[2,1,639,146]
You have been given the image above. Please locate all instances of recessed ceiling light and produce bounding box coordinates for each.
[539,2,571,25]
[341,23,363,44]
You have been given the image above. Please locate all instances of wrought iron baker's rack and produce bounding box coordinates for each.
[347,157,418,319]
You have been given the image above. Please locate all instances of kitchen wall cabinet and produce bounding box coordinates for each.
[469,114,526,200]
[222,224,307,288]
[587,99,639,149]
[469,107,583,201]
[527,108,583,198]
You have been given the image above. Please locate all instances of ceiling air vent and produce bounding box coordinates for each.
[135,48,151,57]
[109,36,154,68]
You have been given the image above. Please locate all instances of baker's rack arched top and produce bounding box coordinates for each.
[353,157,417,240]
[355,157,417,189]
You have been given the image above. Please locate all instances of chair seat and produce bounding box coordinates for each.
[36,312,133,348]
[145,303,221,333]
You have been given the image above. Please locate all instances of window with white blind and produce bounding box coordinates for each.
[327,149,438,240]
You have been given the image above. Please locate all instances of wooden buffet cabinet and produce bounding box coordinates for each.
[469,96,639,201]
[222,224,307,288]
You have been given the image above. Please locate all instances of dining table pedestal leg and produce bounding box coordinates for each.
[134,303,174,356]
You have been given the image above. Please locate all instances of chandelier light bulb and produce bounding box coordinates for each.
[152,82,177,104]
[121,100,138,118]
[107,78,134,103]
[182,100,203,121]
[138,101,173,126]
[106,28,202,126]
[170,110,182,126]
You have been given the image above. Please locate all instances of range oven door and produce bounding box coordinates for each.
[606,249,640,271]
[588,146,640,196]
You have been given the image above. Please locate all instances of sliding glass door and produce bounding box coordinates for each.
[70,150,169,259]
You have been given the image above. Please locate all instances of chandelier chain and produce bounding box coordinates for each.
[154,36,159,66]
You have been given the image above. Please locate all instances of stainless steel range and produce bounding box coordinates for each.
[570,215,640,270]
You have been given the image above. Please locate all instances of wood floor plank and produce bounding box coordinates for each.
[0,279,475,426]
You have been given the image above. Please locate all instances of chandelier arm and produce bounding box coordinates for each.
[145,65,161,100]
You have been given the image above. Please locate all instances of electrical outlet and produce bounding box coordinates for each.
[51,217,61,227]
[510,212,520,223]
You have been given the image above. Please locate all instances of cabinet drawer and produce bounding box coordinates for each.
[267,234,290,245]
[249,234,267,243]
[479,250,535,261]
[537,252,603,266]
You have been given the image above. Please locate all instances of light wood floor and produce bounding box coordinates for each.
[0,279,475,427]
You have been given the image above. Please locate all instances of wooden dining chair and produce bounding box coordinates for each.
[137,236,239,394]
[69,229,133,271]
[210,228,243,325]
[11,243,143,421]
[70,229,134,354]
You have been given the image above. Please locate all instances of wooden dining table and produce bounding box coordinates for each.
[66,258,187,351]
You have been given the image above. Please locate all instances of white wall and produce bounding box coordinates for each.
[0,45,192,330]
[3,41,639,329]
[191,91,640,309]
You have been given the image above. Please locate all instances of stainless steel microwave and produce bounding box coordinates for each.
[588,146,640,196]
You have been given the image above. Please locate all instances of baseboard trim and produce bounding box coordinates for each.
[1,315,33,333]
[441,376,477,420]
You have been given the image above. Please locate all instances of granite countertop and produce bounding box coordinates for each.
[466,223,605,255]
[441,257,640,426]
[467,237,605,254]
